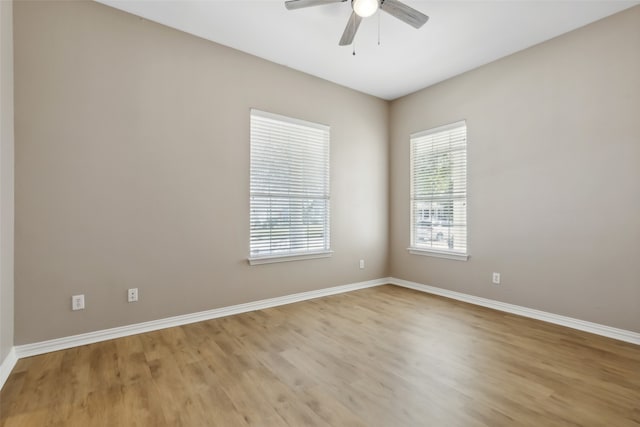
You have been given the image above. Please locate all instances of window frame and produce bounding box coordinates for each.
[248,109,332,265]
[408,120,469,261]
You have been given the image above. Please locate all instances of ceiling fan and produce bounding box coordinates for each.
[284,0,429,46]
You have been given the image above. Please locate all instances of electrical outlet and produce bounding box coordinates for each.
[492,272,501,284]
[128,288,138,303]
[72,294,85,311]
[359,259,365,269]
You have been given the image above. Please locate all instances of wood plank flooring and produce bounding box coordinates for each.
[1,285,639,426]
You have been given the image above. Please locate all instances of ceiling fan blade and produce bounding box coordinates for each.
[285,0,346,10]
[339,12,363,46]
[380,0,429,29]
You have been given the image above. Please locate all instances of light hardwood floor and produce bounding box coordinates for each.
[1,285,639,426]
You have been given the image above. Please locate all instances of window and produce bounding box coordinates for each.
[409,121,468,260]
[249,109,331,264]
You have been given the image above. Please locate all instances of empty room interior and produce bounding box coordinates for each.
[0,0,639,425]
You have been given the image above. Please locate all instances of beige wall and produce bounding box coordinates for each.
[13,1,389,344]
[0,0,15,363]
[389,6,640,332]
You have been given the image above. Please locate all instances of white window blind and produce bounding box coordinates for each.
[249,109,330,262]
[410,121,467,257]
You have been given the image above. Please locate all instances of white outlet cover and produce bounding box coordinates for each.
[72,294,85,310]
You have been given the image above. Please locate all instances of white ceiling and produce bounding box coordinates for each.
[97,0,638,100]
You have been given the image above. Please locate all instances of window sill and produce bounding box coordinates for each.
[407,247,469,261]
[248,250,333,265]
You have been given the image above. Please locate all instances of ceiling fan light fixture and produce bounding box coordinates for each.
[353,0,378,18]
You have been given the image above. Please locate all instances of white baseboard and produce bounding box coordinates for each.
[0,347,17,391]
[15,278,390,359]
[5,275,638,388]
[389,277,640,346]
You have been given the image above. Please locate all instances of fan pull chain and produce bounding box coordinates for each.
[352,12,357,56]
[378,11,381,46]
